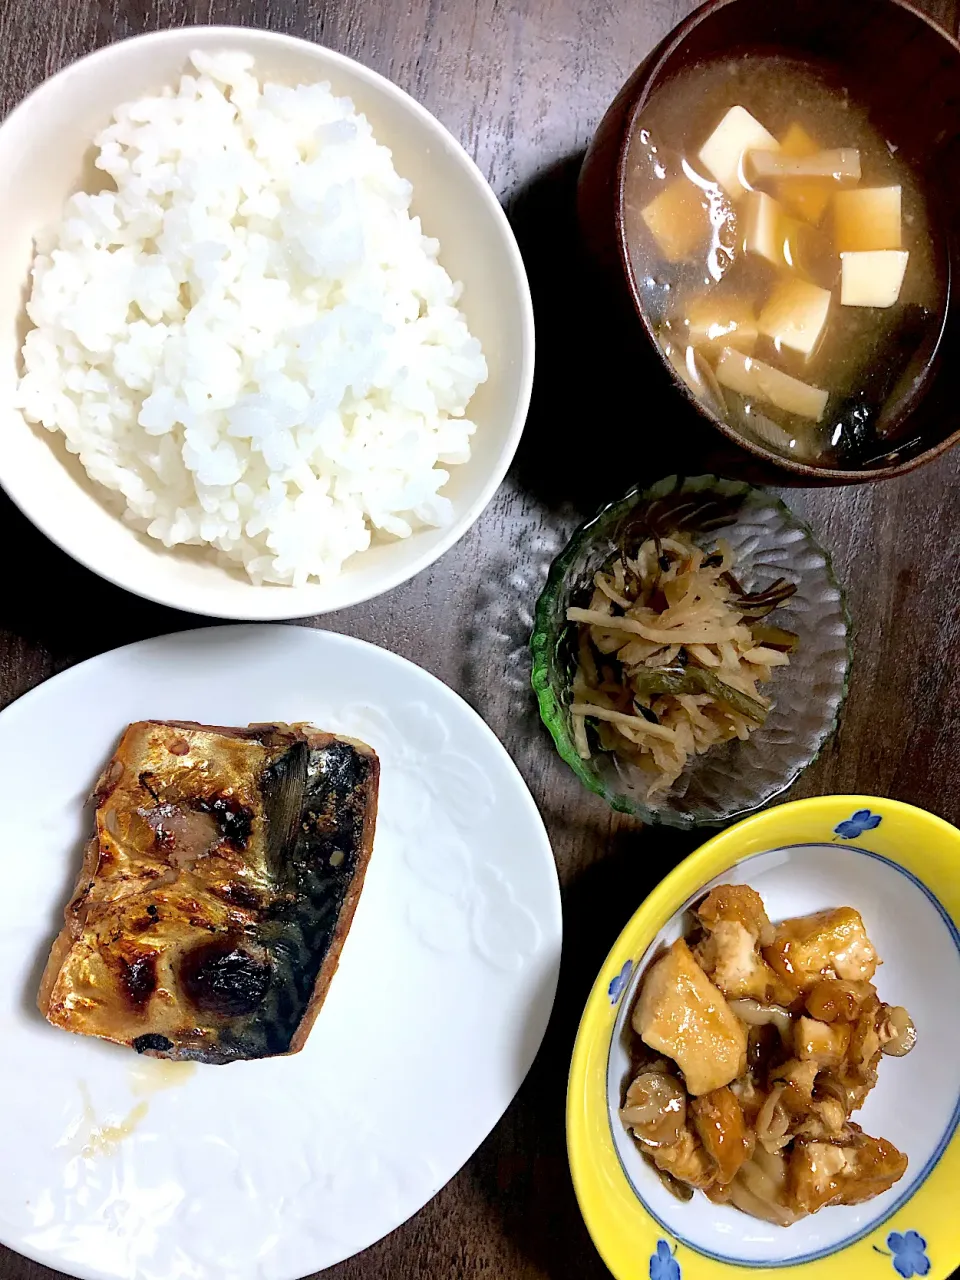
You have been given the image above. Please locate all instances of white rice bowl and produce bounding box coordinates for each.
[16,51,488,587]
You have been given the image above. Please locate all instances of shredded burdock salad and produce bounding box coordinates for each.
[567,527,798,797]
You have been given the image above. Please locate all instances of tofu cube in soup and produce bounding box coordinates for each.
[758,277,832,358]
[834,186,902,252]
[684,295,759,357]
[776,122,832,225]
[841,250,909,308]
[640,177,710,263]
[632,939,747,1095]
[698,105,779,200]
[742,190,788,268]
[742,192,833,284]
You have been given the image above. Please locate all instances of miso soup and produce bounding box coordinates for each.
[622,55,948,469]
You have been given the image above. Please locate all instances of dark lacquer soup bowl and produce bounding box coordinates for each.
[578,0,960,482]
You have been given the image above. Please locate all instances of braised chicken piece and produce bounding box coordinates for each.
[794,1016,851,1067]
[771,1057,819,1113]
[790,1094,848,1142]
[620,885,913,1225]
[649,1127,717,1190]
[633,939,747,1095]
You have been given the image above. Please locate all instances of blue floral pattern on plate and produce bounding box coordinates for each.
[873,1231,931,1278]
[835,809,882,840]
[608,960,633,1005]
[649,1238,680,1280]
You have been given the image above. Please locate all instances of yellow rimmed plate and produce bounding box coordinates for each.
[568,796,960,1280]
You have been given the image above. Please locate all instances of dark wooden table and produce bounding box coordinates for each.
[2,0,959,1277]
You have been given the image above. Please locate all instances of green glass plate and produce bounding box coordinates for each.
[530,475,852,828]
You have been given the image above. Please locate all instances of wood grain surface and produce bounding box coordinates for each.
[1,1,959,1277]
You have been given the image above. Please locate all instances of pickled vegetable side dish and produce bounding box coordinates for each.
[567,515,797,799]
[623,56,947,468]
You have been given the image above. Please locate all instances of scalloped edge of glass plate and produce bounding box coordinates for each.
[529,475,853,829]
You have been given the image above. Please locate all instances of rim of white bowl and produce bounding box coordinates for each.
[0,26,535,620]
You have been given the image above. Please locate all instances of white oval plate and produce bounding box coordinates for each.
[0,625,562,1280]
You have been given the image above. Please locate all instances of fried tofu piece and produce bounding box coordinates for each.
[633,939,747,1096]
[789,1129,908,1214]
[698,885,774,940]
[695,917,773,1000]
[694,885,797,1006]
[690,1086,753,1185]
[804,979,877,1023]
[763,907,879,994]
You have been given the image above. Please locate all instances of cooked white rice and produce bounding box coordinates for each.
[16,51,487,586]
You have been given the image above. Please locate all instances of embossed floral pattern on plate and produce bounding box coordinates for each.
[338,701,543,971]
[0,625,563,1280]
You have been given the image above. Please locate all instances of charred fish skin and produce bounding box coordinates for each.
[187,734,380,1063]
[37,721,379,1064]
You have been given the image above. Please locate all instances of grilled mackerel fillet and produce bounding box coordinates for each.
[38,720,379,1063]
